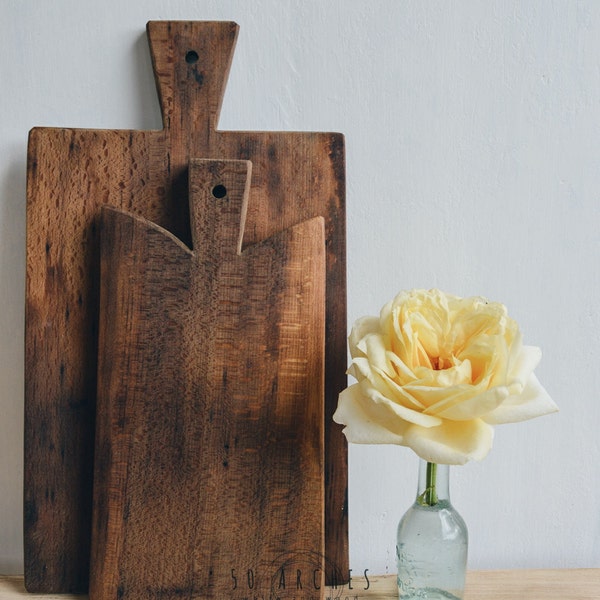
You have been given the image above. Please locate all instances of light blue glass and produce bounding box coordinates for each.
[396,460,468,600]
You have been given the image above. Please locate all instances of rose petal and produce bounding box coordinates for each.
[482,373,558,424]
[403,418,495,465]
[402,381,478,409]
[386,351,416,382]
[356,333,395,378]
[346,362,360,380]
[358,381,442,428]
[412,359,473,388]
[351,357,425,411]
[432,385,510,420]
[349,316,380,358]
[375,367,426,411]
[507,345,542,389]
[333,384,407,444]
[383,300,413,367]
[463,335,508,388]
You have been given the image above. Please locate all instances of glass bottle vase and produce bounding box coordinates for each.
[396,460,468,600]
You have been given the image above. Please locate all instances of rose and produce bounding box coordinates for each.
[333,289,558,464]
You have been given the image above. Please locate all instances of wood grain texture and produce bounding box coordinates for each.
[24,21,347,592]
[89,159,325,600]
[3,570,600,600]
[326,570,600,599]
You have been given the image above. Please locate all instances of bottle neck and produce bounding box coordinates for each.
[416,459,450,506]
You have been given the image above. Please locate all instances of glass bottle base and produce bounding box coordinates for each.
[398,586,463,600]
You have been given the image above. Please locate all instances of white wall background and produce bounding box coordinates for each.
[1,0,598,577]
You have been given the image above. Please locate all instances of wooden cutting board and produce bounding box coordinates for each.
[89,159,325,600]
[25,21,347,592]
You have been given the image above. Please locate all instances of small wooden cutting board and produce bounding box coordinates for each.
[90,159,325,600]
[25,21,346,592]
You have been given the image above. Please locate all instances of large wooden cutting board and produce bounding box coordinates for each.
[25,21,346,592]
[90,159,325,600]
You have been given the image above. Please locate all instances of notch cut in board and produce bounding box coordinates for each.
[90,159,325,600]
[25,20,347,592]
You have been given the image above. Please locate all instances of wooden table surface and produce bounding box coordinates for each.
[1,570,599,599]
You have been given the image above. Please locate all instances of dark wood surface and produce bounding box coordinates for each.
[25,21,347,592]
[90,160,325,600]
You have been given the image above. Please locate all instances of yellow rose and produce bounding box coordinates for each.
[333,289,558,464]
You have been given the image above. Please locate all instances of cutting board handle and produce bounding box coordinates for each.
[147,21,239,135]
[189,159,251,256]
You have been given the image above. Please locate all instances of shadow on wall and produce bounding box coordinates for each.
[0,29,164,575]
[132,30,163,131]
[0,146,27,575]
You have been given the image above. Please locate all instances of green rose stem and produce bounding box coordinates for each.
[418,462,438,506]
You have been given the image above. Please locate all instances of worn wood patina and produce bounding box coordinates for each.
[25,21,346,592]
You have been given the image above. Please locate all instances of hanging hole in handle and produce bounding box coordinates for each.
[185,50,199,64]
[212,184,227,199]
